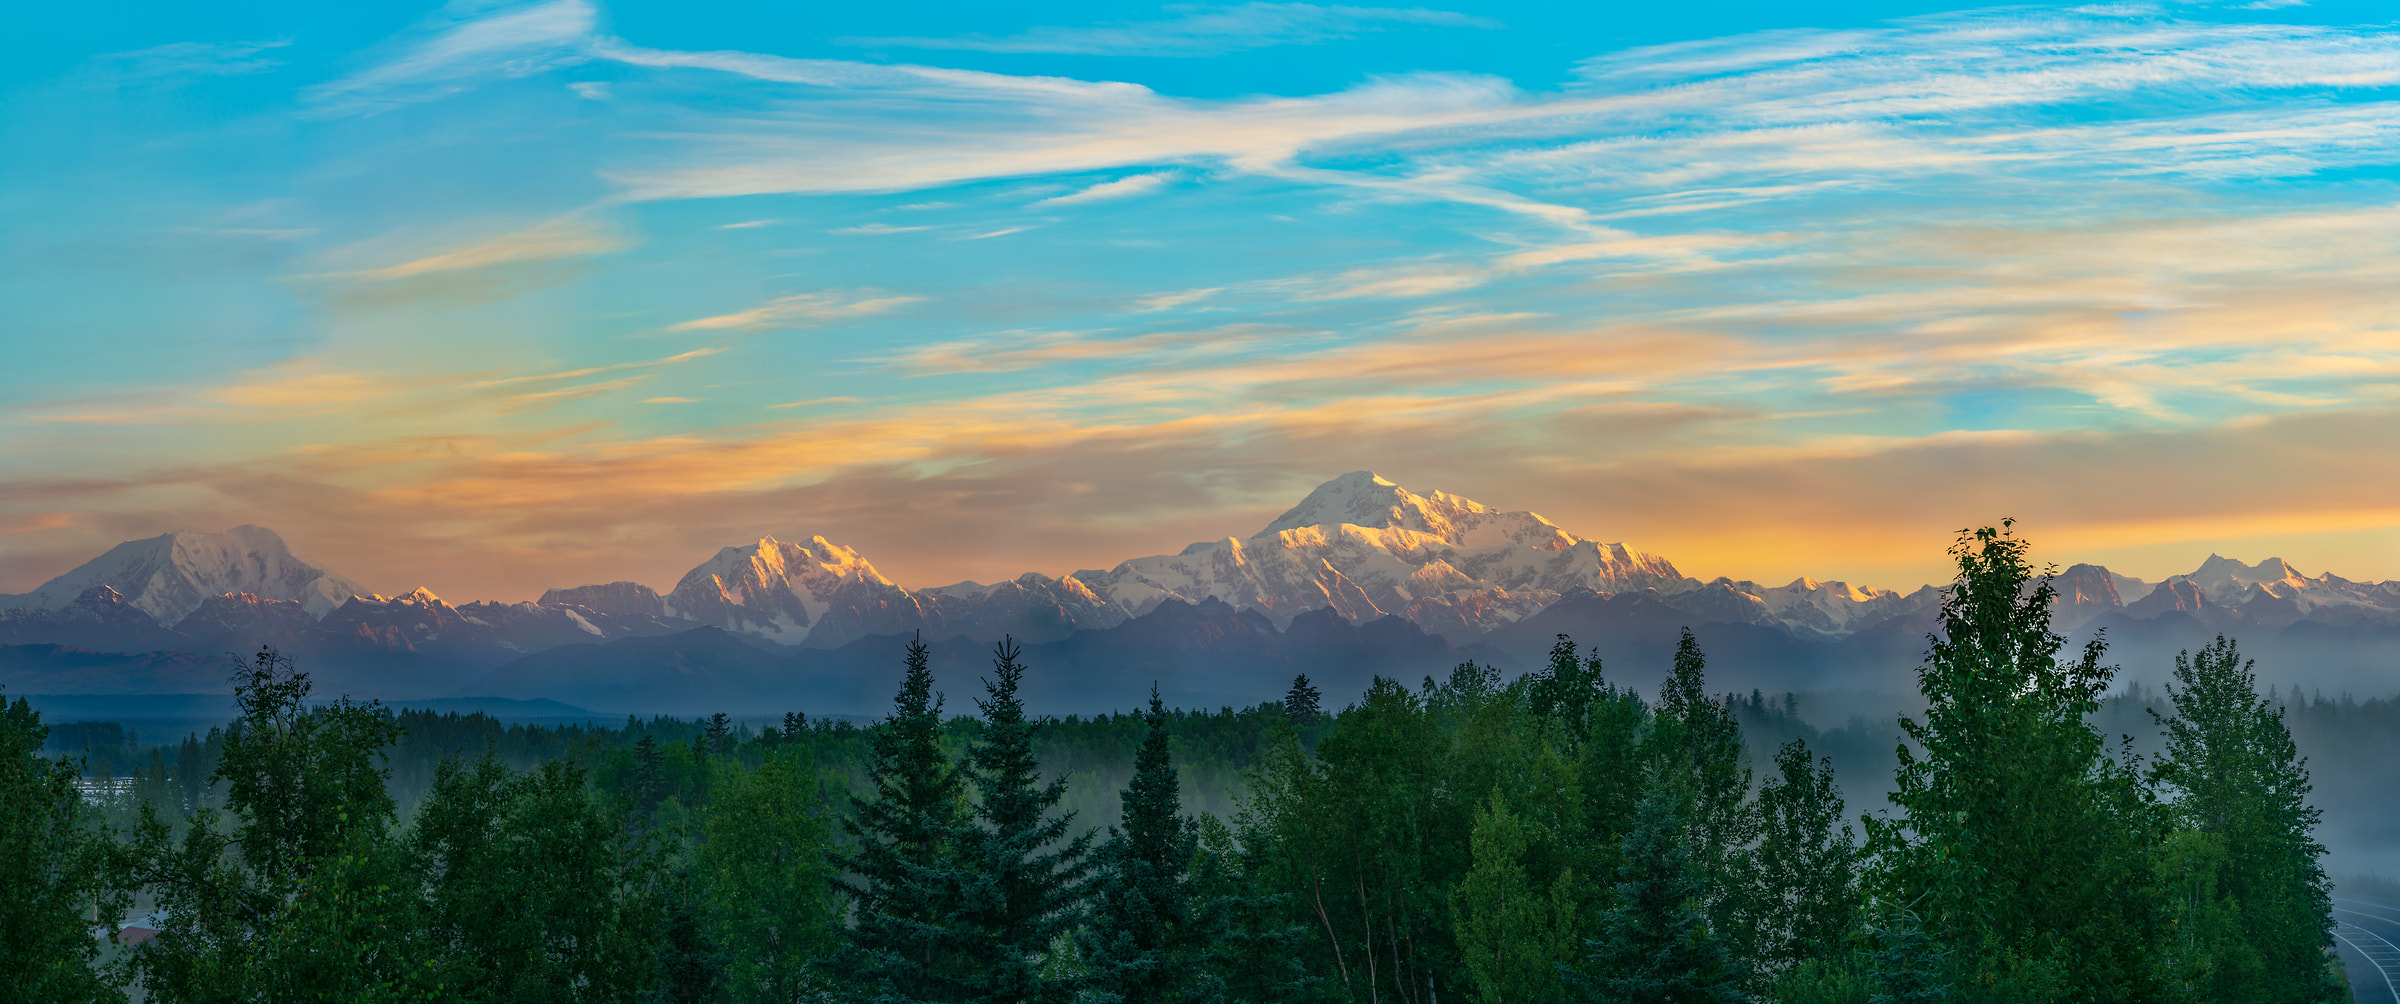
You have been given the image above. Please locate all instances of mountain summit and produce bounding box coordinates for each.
[0,525,369,623]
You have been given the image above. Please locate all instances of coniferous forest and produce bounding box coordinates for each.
[0,527,2348,1002]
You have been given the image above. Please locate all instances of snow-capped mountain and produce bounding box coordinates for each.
[14,472,2400,679]
[1076,471,1688,638]
[0,526,369,623]
[648,471,1922,646]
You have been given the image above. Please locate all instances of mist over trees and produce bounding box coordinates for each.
[0,526,2354,1002]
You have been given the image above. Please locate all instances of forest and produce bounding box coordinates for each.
[0,526,2349,1003]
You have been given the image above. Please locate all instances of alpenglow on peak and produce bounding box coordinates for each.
[1257,470,1557,547]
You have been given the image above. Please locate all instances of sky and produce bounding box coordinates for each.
[5,0,2400,602]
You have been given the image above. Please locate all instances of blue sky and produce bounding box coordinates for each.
[5,0,2400,600]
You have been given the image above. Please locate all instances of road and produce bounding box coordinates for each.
[2337,894,2400,1004]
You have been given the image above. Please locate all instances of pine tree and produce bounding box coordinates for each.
[1571,777,1744,1004]
[957,638,1094,1004]
[1085,687,1200,1004]
[705,713,734,757]
[1283,675,1322,727]
[828,635,975,1003]
[2150,635,2339,1003]
[783,711,809,736]
[632,734,667,814]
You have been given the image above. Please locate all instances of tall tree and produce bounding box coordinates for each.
[411,750,665,1002]
[829,635,975,1003]
[1185,816,1317,1004]
[704,749,839,1004]
[957,638,1094,1004]
[1284,676,1323,728]
[1085,687,1201,1004]
[1737,738,1859,985]
[1253,676,1458,1004]
[1570,777,1744,1004]
[1452,792,1582,1004]
[1863,523,2167,999]
[1647,630,1754,958]
[126,647,423,1002]
[2149,636,2339,1003]
[0,691,131,1004]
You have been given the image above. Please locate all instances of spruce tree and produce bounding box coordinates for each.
[1283,675,1322,727]
[1571,777,1744,1004]
[1185,817,1315,1004]
[828,635,975,1002]
[957,638,1094,1004]
[1086,687,1200,1004]
[2150,635,2338,1003]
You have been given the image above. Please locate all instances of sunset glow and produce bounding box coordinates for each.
[7,0,2400,599]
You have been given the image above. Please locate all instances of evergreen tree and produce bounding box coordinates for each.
[1283,675,1323,727]
[1738,738,1859,984]
[957,638,1095,1004]
[648,880,728,1004]
[829,635,975,1003]
[0,690,131,1004]
[632,733,668,814]
[2149,635,2339,1003]
[1570,777,1744,1004]
[705,714,734,757]
[1862,523,2167,1000]
[1085,687,1201,1004]
[783,711,809,736]
[1184,816,1316,1004]
[1865,910,1949,1004]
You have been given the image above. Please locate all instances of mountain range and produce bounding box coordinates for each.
[5,472,2399,714]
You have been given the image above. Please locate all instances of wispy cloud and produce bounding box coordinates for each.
[842,3,1500,57]
[829,223,933,235]
[1032,172,1176,206]
[670,291,925,331]
[79,40,289,85]
[332,215,632,282]
[306,0,596,114]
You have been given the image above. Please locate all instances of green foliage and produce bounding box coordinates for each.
[1737,737,1859,983]
[702,750,837,1004]
[1863,524,2169,1001]
[0,691,131,1004]
[410,750,666,1001]
[1570,777,1744,1004]
[1184,815,1316,1004]
[1085,688,1202,1004]
[957,637,1094,1004]
[1284,675,1323,727]
[1452,791,1583,1004]
[1648,629,1757,965]
[828,635,976,1003]
[2149,636,2340,1004]
[125,646,419,1002]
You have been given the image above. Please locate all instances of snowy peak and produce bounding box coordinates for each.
[2,525,370,624]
